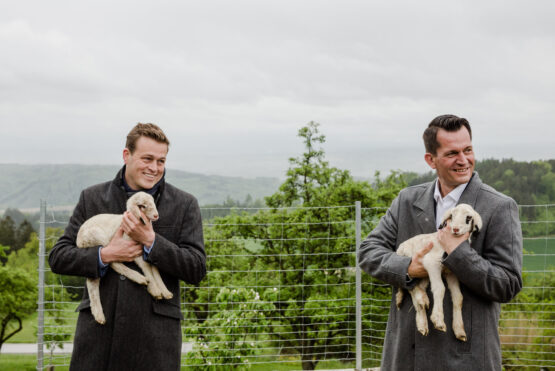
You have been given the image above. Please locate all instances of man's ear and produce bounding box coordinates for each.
[123,148,131,164]
[424,153,436,169]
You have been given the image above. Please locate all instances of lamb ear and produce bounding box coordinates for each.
[441,207,454,225]
[129,203,143,221]
[472,210,483,232]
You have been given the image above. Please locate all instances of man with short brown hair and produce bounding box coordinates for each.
[50,123,206,371]
[359,114,522,370]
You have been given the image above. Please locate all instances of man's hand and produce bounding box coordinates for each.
[121,210,156,247]
[407,242,433,278]
[100,227,143,263]
[437,226,470,255]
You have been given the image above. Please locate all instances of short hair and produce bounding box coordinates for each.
[126,123,170,153]
[423,114,472,155]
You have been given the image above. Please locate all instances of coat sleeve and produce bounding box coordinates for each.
[146,195,206,285]
[358,195,415,289]
[48,191,101,278]
[443,197,523,303]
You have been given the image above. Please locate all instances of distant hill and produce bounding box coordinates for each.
[0,164,281,210]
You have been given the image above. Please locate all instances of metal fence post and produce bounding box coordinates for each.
[355,201,362,371]
[37,200,46,371]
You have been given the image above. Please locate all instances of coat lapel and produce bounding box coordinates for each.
[413,181,437,234]
[458,171,482,208]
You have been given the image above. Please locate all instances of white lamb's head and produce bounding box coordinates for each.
[127,192,159,223]
[440,203,482,238]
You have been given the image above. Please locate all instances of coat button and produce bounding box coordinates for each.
[120,275,126,280]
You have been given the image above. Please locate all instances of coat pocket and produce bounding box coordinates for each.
[153,300,184,320]
[76,298,91,312]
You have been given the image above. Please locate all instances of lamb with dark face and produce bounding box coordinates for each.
[395,203,482,341]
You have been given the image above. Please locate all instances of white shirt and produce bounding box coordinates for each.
[433,180,468,229]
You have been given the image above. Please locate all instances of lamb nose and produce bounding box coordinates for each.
[453,228,459,233]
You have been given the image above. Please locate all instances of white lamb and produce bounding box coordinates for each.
[76,191,173,324]
[395,203,482,341]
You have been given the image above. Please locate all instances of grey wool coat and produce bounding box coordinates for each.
[49,168,206,371]
[358,172,522,371]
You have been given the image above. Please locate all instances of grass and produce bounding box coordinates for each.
[0,354,40,371]
[1,354,356,371]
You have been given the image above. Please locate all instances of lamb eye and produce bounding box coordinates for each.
[138,205,146,209]
[466,216,472,224]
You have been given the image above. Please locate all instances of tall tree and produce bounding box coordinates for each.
[187,122,405,370]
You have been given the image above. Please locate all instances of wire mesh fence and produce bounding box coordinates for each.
[36,202,554,370]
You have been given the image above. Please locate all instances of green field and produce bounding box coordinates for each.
[523,237,555,271]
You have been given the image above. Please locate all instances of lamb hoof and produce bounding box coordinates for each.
[434,323,447,332]
[418,327,429,336]
[162,291,173,300]
[93,313,106,325]
[149,289,163,299]
[138,277,149,285]
[431,313,446,332]
[455,332,467,342]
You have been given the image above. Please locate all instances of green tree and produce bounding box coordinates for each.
[0,266,36,353]
[14,220,34,252]
[187,122,405,370]
[0,216,16,264]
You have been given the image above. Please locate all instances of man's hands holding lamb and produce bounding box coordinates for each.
[437,226,470,255]
[100,210,155,263]
[407,242,433,278]
[100,227,143,263]
[122,210,155,247]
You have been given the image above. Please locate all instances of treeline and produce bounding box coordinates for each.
[0,211,34,265]
[406,158,555,205]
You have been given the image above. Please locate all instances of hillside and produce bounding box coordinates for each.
[0,164,281,210]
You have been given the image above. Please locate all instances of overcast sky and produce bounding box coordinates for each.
[1,1,553,179]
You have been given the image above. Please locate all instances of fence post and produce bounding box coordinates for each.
[37,200,46,371]
[355,201,362,371]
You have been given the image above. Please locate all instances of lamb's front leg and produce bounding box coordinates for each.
[445,270,467,341]
[134,258,173,300]
[110,262,149,285]
[425,264,447,332]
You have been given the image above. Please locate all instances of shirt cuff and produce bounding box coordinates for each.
[98,246,109,277]
[143,237,155,260]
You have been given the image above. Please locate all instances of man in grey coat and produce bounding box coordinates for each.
[359,115,522,371]
[49,123,206,371]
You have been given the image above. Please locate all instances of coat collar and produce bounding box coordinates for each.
[111,166,166,204]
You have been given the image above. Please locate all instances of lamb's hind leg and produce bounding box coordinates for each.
[425,264,447,332]
[110,262,149,285]
[409,279,430,336]
[134,258,173,300]
[445,270,467,341]
[86,278,105,324]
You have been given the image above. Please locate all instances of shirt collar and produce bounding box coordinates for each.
[433,180,468,204]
